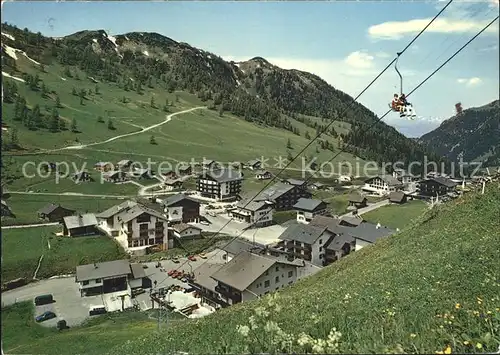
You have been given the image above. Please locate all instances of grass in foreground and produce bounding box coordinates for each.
[105,187,500,354]
[362,200,428,230]
[1,226,127,282]
[1,302,159,355]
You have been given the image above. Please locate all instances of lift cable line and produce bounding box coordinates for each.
[163,14,499,288]
[153,0,455,287]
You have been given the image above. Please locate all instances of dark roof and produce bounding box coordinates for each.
[421,176,458,188]
[200,169,243,183]
[162,194,199,207]
[339,216,364,226]
[223,238,263,256]
[210,252,279,291]
[325,234,355,251]
[254,182,295,202]
[130,263,146,279]
[63,213,98,229]
[191,263,222,291]
[278,223,327,244]
[116,204,168,223]
[348,222,395,243]
[172,223,201,233]
[75,260,131,282]
[236,199,271,212]
[309,215,341,232]
[247,159,261,166]
[348,192,366,203]
[293,198,326,212]
[389,191,406,202]
[38,203,74,215]
[96,200,138,219]
[365,175,403,186]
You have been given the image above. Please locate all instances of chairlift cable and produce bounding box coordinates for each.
[153,0,456,288]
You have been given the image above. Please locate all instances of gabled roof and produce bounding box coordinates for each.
[421,176,458,188]
[63,213,98,229]
[325,234,355,251]
[365,175,403,186]
[293,198,326,212]
[278,223,327,245]
[339,216,364,227]
[191,263,223,291]
[116,204,168,223]
[286,178,306,186]
[254,182,295,202]
[210,251,279,291]
[200,169,243,183]
[255,170,271,175]
[348,192,366,203]
[246,159,261,166]
[117,159,132,166]
[348,222,395,243]
[222,238,263,256]
[389,191,406,202]
[162,194,199,207]
[172,223,201,233]
[102,170,125,178]
[236,199,271,212]
[309,215,341,231]
[164,178,183,185]
[75,260,131,282]
[38,203,74,215]
[130,263,146,279]
[96,200,138,219]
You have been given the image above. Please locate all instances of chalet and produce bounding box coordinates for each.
[72,171,93,182]
[196,169,243,201]
[221,238,264,262]
[323,233,355,266]
[189,263,227,309]
[231,161,244,169]
[103,171,127,183]
[276,223,334,266]
[128,168,154,180]
[94,162,113,172]
[338,215,364,227]
[392,168,419,184]
[62,213,99,237]
[284,178,307,190]
[246,159,262,170]
[161,169,178,180]
[161,194,200,224]
[253,182,311,211]
[309,182,327,190]
[117,160,133,170]
[96,202,171,254]
[418,177,458,197]
[38,203,75,223]
[178,165,193,176]
[293,198,328,224]
[348,222,395,251]
[75,260,150,297]
[363,175,403,196]
[388,191,407,204]
[230,199,274,227]
[1,200,15,218]
[202,159,220,170]
[210,251,304,305]
[347,192,368,208]
[255,170,272,180]
[170,223,202,240]
[163,179,183,191]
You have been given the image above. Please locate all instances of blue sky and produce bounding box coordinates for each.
[3,1,499,137]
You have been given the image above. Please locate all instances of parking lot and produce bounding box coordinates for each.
[2,250,229,326]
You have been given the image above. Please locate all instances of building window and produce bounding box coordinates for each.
[319,247,323,252]
[275,266,279,272]
[319,239,323,244]
[264,280,270,288]
[275,276,280,283]
[288,270,293,278]
[82,280,89,286]
[95,279,102,283]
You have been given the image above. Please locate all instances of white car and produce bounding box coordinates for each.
[200,220,209,226]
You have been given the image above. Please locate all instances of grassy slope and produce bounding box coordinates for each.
[1,226,127,281]
[105,186,500,354]
[362,200,428,230]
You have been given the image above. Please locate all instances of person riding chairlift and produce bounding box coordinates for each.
[391,94,401,111]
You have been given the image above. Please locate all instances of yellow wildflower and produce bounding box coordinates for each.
[463,341,470,345]
[410,333,417,338]
[455,303,461,309]
[486,311,492,315]
[444,345,452,354]
[476,343,483,349]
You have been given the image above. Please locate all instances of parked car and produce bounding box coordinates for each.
[172,257,180,263]
[199,253,207,259]
[34,294,54,306]
[200,220,209,226]
[168,270,177,276]
[36,311,56,323]
[89,305,107,316]
[188,255,197,261]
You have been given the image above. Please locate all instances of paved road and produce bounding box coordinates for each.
[1,222,59,230]
[340,199,390,218]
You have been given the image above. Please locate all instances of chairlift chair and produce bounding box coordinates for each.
[389,53,417,120]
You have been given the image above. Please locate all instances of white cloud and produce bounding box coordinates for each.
[457,77,482,86]
[344,51,375,69]
[375,51,391,58]
[368,18,499,40]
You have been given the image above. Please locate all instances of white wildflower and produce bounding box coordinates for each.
[236,324,250,337]
[254,306,270,318]
[297,333,312,346]
[248,315,258,330]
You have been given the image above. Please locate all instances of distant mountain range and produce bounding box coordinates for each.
[418,100,500,166]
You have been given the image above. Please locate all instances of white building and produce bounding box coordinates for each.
[292,198,328,224]
[96,201,171,255]
[171,223,202,240]
[230,199,274,227]
[209,251,304,305]
[362,175,403,196]
[196,169,243,201]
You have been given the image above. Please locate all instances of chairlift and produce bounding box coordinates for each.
[389,53,417,120]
